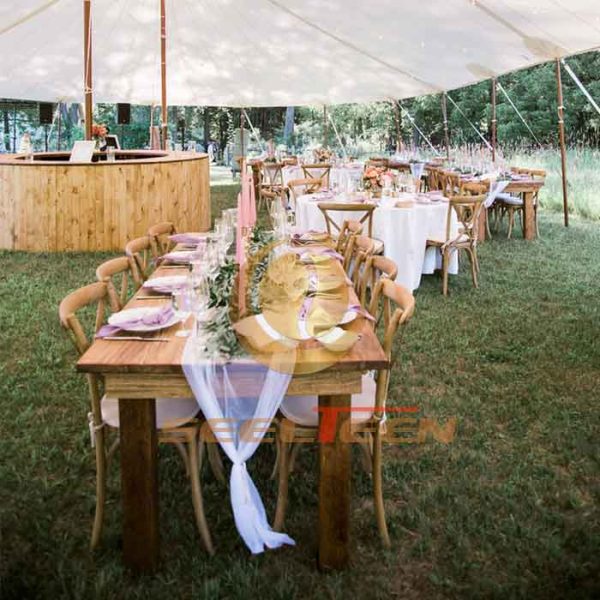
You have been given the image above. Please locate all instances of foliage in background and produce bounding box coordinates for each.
[3,51,600,155]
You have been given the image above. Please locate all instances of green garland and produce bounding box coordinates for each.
[199,226,276,358]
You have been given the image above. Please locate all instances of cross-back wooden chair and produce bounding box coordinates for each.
[95,256,135,312]
[426,194,486,296]
[148,221,177,258]
[461,180,494,239]
[282,156,298,166]
[359,255,398,313]
[318,202,383,255]
[427,166,443,192]
[287,177,324,209]
[58,282,214,553]
[302,163,331,188]
[439,170,462,197]
[125,236,153,289]
[259,162,286,210]
[273,278,415,547]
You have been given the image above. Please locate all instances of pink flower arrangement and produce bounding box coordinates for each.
[362,166,387,190]
[91,123,107,139]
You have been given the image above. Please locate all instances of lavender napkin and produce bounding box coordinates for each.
[169,232,208,245]
[96,305,175,338]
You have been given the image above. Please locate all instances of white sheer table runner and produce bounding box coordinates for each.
[295,195,459,291]
[182,345,295,554]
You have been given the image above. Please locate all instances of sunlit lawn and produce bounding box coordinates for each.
[0,185,598,599]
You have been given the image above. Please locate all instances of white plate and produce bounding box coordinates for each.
[143,275,189,293]
[339,310,358,325]
[163,251,198,264]
[108,307,184,332]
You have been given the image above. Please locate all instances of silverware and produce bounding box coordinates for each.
[102,336,170,342]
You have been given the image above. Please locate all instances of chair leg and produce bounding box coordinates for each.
[507,208,514,239]
[174,441,190,476]
[441,249,450,297]
[274,437,291,532]
[207,442,227,485]
[357,432,373,473]
[91,431,107,550]
[188,432,215,554]
[486,207,493,240]
[372,427,390,548]
[468,248,478,288]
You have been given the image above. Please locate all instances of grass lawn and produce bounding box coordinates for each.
[0,185,599,599]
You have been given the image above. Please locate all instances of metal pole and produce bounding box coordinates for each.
[323,105,328,148]
[491,78,497,162]
[83,0,93,140]
[441,93,450,161]
[555,58,569,227]
[160,0,168,150]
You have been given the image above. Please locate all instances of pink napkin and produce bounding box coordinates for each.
[169,233,207,245]
[96,305,175,338]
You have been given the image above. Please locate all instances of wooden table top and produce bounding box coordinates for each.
[77,263,388,375]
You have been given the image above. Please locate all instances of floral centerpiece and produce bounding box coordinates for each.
[91,123,107,148]
[313,147,333,163]
[362,166,387,191]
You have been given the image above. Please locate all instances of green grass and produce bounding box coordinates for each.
[1,185,599,599]
[507,147,600,221]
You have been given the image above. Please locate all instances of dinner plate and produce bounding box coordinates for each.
[162,250,199,264]
[107,307,184,332]
[143,275,189,293]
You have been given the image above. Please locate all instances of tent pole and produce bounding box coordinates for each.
[491,78,497,163]
[160,0,168,150]
[323,105,328,148]
[393,100,402,152]
[441,93,450,161]
[555,58,569,227]
[240,108,245,160]
[83,0,93,140]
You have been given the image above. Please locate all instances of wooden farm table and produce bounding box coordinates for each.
[476,178,545,241]
[77,263,388,573]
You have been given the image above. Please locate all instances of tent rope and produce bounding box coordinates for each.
[561,59,600,117]
[327,112,348,159]
[496,81,541,145]
[446,94,492,150]
[241,109,266,151]
[395,100,440,155]
[264,0,438,94]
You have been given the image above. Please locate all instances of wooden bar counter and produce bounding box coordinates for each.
[0,150,210,252]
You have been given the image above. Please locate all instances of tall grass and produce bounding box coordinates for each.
[501,147,600,220]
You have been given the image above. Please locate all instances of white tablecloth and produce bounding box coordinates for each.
[295,194,459,291]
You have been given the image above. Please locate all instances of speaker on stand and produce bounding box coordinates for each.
[39,102,53,152]
[117,103,130,149]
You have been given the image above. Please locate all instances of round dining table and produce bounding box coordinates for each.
[295,193,460,291]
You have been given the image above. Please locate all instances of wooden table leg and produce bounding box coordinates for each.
[119,398,159,573]
[318,393,351,570]
[477,208,487,242]
[522,191,536,240]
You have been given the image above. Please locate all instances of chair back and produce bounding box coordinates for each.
[445,194,486,244]
[427,166,443,191]
[336,219,363,254]
[439,171,461,197]
[261,162,284,186]
[302,163,331,188]
[360,255,398,310]
[125,236,153,288]
[347,234,374,285]
[282,156,298,166]
[96,256,134,311]
[366,157,390,169]
[59,281,110,424]
[287,177,323,207]
[317,202,376,238]
[148,221,176,257]
[369,279,415,416]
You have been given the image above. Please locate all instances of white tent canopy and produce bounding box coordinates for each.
[1,0,600,107]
